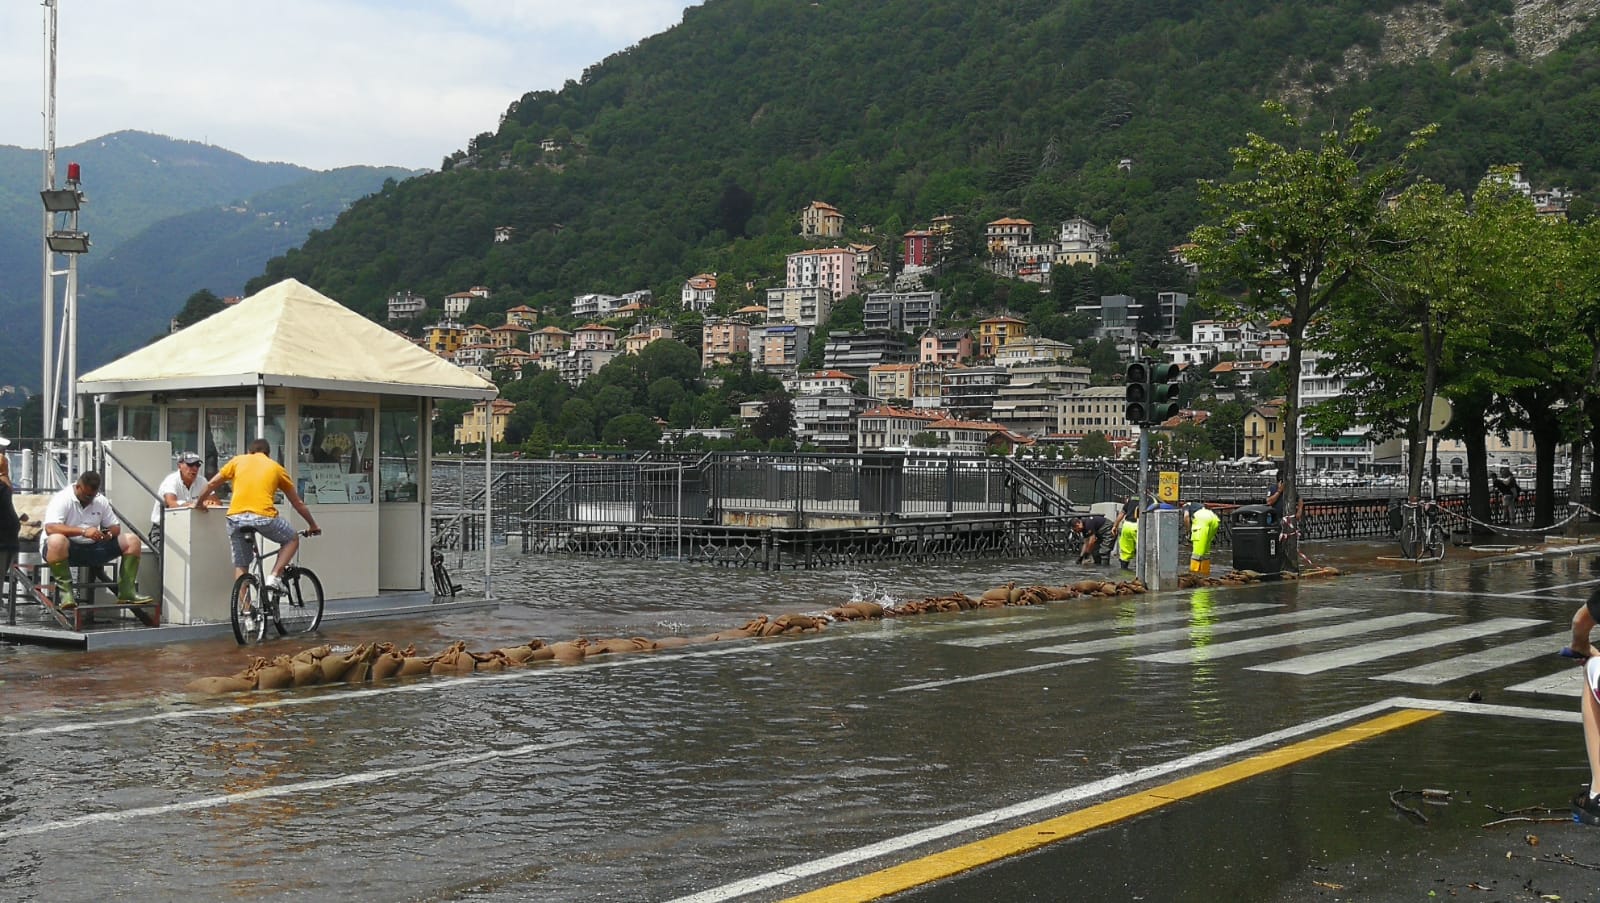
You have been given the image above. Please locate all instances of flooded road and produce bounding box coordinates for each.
[1,550,1596,901]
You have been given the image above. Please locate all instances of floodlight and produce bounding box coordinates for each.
[46,230,90,253]
[40,188,81,212]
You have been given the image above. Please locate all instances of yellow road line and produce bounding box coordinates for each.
[782,708,1439,903]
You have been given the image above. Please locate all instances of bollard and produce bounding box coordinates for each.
[1137,507,1182,590]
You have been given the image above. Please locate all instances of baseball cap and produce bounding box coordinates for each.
[177,451,202,465]
[0,436,10,447]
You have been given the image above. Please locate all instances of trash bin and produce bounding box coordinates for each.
[1232,504,1280,572]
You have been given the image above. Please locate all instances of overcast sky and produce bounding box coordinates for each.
[0,1,699,171]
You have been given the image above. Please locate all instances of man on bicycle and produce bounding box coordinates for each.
[193,438,320,591]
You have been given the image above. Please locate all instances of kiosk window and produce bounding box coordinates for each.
[379,401,420,502]
[299,405,374,504]
[124,405,160,441]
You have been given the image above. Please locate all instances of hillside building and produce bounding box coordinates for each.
[765,285,832,327]
[822,330,909,379]
[976,315,1028,359]
[750,323,811,371]
[387,291,426,321]
[702,317,751,368]
[454,398,515,445]
[919,328,974,364]
[940,364,1010,422]
[786,248,860,302]
[856,406,945,451]
[862,290,940,333]
[682,274,717,311]
[800,201,844,238]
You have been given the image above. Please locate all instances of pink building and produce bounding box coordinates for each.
[786,247,860,302]
[573,323,618,351]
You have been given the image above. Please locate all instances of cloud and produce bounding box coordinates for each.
[0,0,695,170]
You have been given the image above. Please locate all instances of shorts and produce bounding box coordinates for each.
[65,537,121,568]
[226,513,296,568]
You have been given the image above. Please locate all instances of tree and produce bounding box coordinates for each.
[171,289,228,331]
[1189,105,1431,522]
[751,392,795,443]
[1078,431,1114,458]
[602,413,663,450]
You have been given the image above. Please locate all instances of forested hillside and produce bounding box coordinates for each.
[254,0,1600,323]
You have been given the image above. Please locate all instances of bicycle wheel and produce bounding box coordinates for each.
[274,567,324,636]
[230,573,268,645]
[1424,524,1447,560]
[1397,511,1420,559]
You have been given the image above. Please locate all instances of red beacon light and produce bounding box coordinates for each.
[66,161,81,184]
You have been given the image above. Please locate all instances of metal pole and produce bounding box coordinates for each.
[676,459,683,560]
[1136,426,1150,584]
[255,381,266,443]
[40,0,57,447]
[483,424,493,598]
[65,240,78,473]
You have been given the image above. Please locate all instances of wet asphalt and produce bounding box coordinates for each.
[3,537,1600,901]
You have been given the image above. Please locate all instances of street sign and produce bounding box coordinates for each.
[1158,470,1179,502]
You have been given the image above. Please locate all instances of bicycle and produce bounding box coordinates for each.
[431,546,461,597]
[1397,498,1448,561]
[230,527,324,645]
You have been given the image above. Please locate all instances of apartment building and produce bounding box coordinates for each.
[863,291,941,333]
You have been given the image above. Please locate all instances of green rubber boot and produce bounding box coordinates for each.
[117,554,153,604]
[49,560,76,610]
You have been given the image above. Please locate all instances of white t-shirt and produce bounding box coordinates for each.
[151,470,204,524]
[41,486,120,552]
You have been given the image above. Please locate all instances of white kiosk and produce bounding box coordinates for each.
[76,279,498,626]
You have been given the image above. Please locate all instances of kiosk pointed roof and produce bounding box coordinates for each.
[80,278,497,399]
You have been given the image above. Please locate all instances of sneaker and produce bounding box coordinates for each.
[1572,789,1600,826]
[266,574,285,594]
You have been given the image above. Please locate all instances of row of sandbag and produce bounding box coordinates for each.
[184,575,1195,695]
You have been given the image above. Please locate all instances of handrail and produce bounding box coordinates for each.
[1003,457,1074,513]
[521,471,575,518]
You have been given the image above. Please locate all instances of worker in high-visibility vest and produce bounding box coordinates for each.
[1185,502,1221,576]
[1117,505,1139,572]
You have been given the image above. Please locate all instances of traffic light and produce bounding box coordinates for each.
[1148,361,1181,423]
[1124,359,1150,423]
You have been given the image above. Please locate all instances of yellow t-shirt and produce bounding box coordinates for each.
[219,453,292,518]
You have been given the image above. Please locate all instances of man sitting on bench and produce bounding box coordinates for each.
[41,470,151,610]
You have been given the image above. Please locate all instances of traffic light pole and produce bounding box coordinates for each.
[1135,422,1149,583]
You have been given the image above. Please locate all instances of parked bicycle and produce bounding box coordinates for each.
[431,546,461,597]
[1397,498,1448,561]
[231,527,324,645]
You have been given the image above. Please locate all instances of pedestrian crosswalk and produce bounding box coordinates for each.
[927,601,1586,699]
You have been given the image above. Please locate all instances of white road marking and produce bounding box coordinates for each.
[1507,578,1600,597]
[1506,668,1586,696]
[1026,607,1360,657]
[667,696,1571,903]
[1361,588,1535,601]
[943,602,1283,648]
[888,658,1095,693]
[0,738,582,842]
[1390,695,1578,724]
[1249,618,1546,676]
[1375,634,1570,685]
[1135,612,1448,665]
